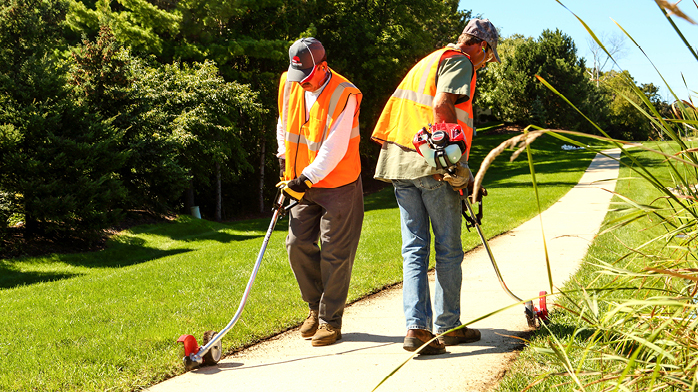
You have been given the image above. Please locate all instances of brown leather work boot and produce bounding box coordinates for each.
[437,327,481,346]
[300,309,319,339]
[311,324,342,346]
[403,329,446,355]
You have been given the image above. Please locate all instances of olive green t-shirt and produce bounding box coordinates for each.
[374,44,473,182]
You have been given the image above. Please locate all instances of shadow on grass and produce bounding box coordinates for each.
[122,215,288,245]
[0,211,297,290]
[64,241,194,268]
[0,243,193,289]
[529,318,598,346]
[0,268,81,289]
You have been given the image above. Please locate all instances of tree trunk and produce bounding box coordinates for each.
[215,161,222,222]
[185,176,195,214]
[595,67,599,88]
[24,215,39,239]
[259,139,265,213]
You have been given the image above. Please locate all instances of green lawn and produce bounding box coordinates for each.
[0,131,601,391]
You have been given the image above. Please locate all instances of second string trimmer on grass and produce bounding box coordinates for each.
[177,191,296,371]
[413,123,548,328]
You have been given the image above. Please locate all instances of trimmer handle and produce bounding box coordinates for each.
[460,189,483,231]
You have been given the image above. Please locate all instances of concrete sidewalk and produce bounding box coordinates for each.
[146,149,621,392]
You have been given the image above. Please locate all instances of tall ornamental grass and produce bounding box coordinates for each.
[489,1,698,391]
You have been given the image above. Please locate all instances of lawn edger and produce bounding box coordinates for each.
[177,190,296,371]
[413,123,549,328]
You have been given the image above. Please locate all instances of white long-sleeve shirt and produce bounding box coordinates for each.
[276,73,357,185]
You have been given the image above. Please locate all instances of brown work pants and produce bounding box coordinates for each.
[286,176,364,329]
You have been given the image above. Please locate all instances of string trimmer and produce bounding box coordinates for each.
[413,123,548,328]
[177,191,296,371]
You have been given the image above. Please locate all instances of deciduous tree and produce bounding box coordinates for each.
[482,29,606,133]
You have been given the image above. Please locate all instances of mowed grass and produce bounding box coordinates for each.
[0,132,602,391]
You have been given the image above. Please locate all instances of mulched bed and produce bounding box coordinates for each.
[0,211,174,260]
[480,123,526,134]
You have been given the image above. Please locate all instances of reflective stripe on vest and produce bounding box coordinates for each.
[371,48,477,159]
[278,70,362,188]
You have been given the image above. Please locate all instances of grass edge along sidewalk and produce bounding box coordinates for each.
[0,132,601,392]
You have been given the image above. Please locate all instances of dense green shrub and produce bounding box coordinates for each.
[69,26,267,220]
[0,0,127,240]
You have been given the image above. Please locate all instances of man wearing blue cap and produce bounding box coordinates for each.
[276,37,364,347]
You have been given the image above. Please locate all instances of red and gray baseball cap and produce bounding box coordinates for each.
[462,18,501,63]
[287,37,326,82]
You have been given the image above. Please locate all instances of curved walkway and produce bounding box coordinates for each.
[146,149,621,392]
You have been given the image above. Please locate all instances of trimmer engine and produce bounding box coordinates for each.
[412,123,467,173]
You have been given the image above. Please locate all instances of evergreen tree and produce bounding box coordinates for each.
[69,26,190,213]
[130,60,265,220]
[0,0,126,241]
[65,0,180,54]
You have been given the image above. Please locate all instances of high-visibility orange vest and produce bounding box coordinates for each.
[278,69,362,188]
[371,48,476,159]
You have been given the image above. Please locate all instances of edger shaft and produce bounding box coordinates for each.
[178,192,295,371]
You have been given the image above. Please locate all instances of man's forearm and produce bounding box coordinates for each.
[432,92,459,124]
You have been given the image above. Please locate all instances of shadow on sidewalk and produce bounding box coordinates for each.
[189,327,530,374]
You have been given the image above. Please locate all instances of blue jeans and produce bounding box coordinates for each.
[393,176,464,333]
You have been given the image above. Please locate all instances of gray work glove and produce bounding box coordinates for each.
[442,163,474,191]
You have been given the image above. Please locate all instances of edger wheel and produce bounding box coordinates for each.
[524,300,537,328]
[201,330,222,365]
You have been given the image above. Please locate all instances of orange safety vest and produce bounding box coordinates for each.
[278,69,362,188]
[371,48,476,159]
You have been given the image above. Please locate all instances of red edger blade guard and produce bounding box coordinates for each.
[177,335,200,357]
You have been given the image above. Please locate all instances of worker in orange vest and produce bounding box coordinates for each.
[371,19,500,355]
[276,37,363,347]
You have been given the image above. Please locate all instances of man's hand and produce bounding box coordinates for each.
[278,158,285,180]
[276,174,312,201]
[442,164,473,191]
[470,186,488,203]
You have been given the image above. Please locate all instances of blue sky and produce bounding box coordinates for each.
[459,0,697,102]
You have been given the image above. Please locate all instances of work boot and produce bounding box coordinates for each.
[403,329,446,355]
[311,324,342,346]
[437,327,481,346]
[300,309,319,339]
